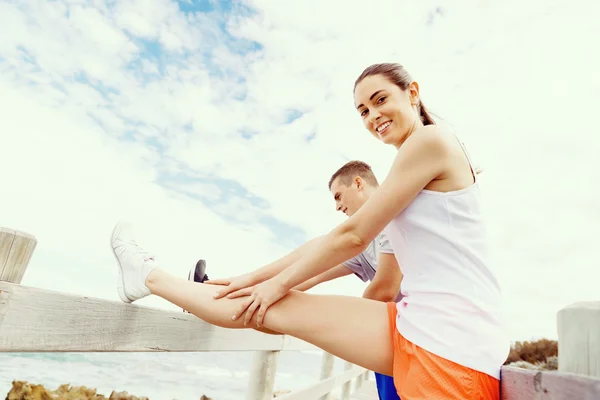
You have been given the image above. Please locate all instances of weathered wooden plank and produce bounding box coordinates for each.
[340,360,354,400]
[0,282,315,352]
[501,366,600,400]
[0,228,37,284]
[557,302,600,377]
[349,381,378,400]
[318,352,335,400]
[540,371,600,400]
[0,228,15,271]
[275,366,367,400]
[246,350,279,400]
[501,367,538,400]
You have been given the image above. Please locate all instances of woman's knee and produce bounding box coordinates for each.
[261,290,307,332]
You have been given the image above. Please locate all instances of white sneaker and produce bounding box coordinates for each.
[111,221,155,303]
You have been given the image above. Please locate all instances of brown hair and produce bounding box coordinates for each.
[354,63,436,126]
[328,160,379,190]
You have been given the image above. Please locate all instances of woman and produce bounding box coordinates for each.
[112,63,509,399]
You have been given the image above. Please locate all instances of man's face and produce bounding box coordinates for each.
[330,176,367,217]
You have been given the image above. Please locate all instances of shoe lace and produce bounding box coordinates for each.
[124,239,155,262]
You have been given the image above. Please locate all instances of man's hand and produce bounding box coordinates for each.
[228,276,289,327]
[206,273,258,299]
[203,277,232,286]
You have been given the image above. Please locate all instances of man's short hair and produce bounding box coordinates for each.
[328,160,379,190]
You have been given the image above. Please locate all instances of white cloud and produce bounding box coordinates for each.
[0,0,598,343]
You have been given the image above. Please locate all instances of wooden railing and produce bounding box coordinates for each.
[0,228,368,400]
[499,300,600,399]
[3,227,600,399]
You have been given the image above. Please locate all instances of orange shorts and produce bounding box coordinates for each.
[386,302,500,400]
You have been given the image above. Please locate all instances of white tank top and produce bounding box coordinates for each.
[383,135,510,379]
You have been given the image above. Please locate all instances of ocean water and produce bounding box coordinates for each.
[0,351,349,399]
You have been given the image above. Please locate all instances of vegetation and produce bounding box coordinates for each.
[504,338,558,370]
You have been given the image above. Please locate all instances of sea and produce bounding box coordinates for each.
[0,351,350,399]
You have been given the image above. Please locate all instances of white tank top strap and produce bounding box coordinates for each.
[447,130,477,182]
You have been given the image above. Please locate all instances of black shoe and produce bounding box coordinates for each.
[188,259,209,283]
[183,259,209,313]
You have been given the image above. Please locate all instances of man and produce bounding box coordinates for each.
[190,161,402,400]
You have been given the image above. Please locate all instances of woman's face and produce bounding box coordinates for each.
[354,74,421,148]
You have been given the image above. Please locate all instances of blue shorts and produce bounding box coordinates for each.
[375,372,401,400]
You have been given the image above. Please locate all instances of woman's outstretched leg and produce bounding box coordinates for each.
[112,221,394,375]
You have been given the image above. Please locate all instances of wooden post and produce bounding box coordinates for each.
[340,361,353,400]
[318,352,334,400]
[246,350,279,400]
[363,370,370,381]
[0,228,37,284]
[355,371,363,390]
[557,302,600,377]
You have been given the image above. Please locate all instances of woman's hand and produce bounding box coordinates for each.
[229,276,289,327]
[206,273,258,299]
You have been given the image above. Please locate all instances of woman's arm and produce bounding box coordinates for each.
[362,254,403,302]
[277,126,449,291]
[230,126,451,326]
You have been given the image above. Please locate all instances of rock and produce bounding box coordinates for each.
[6,381,149,400]
[507,354,559,371]
[6,381,52,400]
[7,380,216,400]
[508,360,545,370]
[545,355,558,370]
[108,390,148,400]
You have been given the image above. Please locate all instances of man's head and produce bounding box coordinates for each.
[328,160,379,217]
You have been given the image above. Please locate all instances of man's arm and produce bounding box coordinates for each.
[252,236,326,282]
[292,264,353,292]
[207,236,325,288]
[362,253,403,302]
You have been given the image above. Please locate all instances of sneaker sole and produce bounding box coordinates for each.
[183,259,207,313]
[190,259,207,282]
[111,222,133,303]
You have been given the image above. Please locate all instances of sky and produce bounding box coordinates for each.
[0,0,598,343]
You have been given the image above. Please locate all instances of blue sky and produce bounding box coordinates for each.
[6,0,305,246]
[0,0,598,343]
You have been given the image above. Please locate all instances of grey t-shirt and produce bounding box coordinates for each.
[343,232,403,302]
